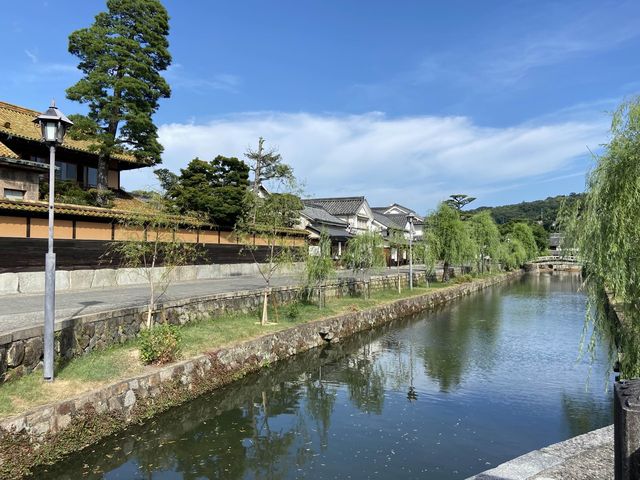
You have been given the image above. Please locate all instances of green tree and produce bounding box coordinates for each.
[237,191,304,325]
[413,233,439,285]
[468,211,501,273]
[426,203,474,281]
[154,168,179,193]
[467,193,585,231]
[387,228,407,293]
[159,156,250,227]
[498,237,527,270]
[558,97,640,377]
[107,199,200,329]
[343,232,386,299]
[506,222,538,260]
[304,230,335,308]
[66,0,171,196]
[529,222,549,254]
[445,194,476,211]
[245,137,294,192]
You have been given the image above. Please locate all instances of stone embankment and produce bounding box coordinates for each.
[0,270,521,478]
[0,270,425,381]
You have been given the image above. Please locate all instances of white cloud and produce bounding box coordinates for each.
[165,64,241,93]
[24,49,38,64]
[121,109,608,211]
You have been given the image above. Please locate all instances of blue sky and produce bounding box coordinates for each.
[1,0,639,212]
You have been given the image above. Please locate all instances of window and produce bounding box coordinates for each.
[4,189,25,200]
[85,167,98,187]
[55,161,78,182]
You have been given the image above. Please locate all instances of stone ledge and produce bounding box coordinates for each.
[466,425,613,480]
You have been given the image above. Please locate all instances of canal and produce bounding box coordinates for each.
[38,273,614,479]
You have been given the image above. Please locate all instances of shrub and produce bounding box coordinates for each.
[284,301,300,320]
[139,323,181,365]
[452,274,473,284]
[39,181,114,208]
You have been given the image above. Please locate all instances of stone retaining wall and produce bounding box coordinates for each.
[0,271,522,477]
[0,270,430,381]
[0,262,305,296]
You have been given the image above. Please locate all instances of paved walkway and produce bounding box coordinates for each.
[0,267,420,336]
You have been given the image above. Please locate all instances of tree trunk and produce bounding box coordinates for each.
[261,288,269,325]
[97,153,109,189]
[97,111,119,197]
[442,261,450,282]
[397,254,401,294]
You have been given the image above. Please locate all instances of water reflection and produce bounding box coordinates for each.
[36,273,613,480]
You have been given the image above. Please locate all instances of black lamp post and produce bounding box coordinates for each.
[33,101,73,381]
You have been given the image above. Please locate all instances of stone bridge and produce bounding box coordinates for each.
[526,255,582,272]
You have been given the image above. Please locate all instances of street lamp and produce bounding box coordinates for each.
[33,101,73,382]
[406,213,416,290]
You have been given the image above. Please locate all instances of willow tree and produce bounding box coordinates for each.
[426,203,474,281]
[498,238,527,271]
[469,211,501,273]
[387,228,407,293]
[506,222,539,260]
[66,0,171,197]
[559,97,640,377]
[343,232,386,299]
[413,232,439,286]
[304,230,335,308]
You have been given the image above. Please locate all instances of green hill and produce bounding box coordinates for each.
[466,193,584,231]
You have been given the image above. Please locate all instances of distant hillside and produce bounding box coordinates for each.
[466,193,585,231]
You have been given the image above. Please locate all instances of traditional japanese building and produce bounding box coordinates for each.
[0,100,147,200]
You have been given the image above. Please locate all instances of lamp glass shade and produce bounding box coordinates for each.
[44,121,58,143]
[56,124,67,143]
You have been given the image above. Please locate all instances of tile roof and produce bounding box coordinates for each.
[0,139,19,159]
[372,203,424,222]
[372,211,405,230]
[307,224,353,240]
[0,198,206,225]
[303,196,365,216]
[0,157,50,172]
[301,204,348,226]
[0,101,143,165]
[0,198,140,219]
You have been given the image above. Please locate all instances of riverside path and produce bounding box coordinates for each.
[0,267,421,338]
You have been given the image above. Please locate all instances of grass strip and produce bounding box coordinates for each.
[0,278,466,418]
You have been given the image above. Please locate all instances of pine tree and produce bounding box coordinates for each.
[160,156,250,227]
[66,0,171,197]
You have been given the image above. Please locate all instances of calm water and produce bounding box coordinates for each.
[38,273,614,480]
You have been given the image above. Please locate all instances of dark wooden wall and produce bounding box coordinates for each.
[0,238,277,273]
